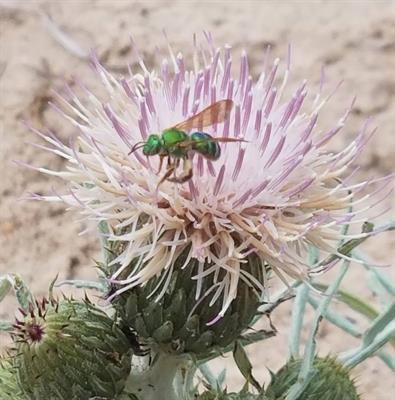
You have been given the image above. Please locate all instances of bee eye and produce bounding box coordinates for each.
[143,142,160,156]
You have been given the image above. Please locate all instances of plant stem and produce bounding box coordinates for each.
[124,353,194,400]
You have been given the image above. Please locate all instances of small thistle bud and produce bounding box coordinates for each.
[0,358,23,400]
[11,297,133,400]
[108,249,267,359]
[265,356,360,400]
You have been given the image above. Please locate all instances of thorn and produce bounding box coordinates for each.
[18,308,27,317]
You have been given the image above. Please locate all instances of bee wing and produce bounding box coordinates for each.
[209,137,248,143]
[172,99,234,131]
[175,137,247,148]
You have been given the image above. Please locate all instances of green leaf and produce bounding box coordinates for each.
[314,283,378,318]
[0,320,13,331]
[363,300,395,347]
[0,275,12,302]
[239,329,276,346]
[13,275,33,311]
[286,261,350,400]
[313,283,395,349]
[354,250,395,296]
[342,322,395,369]
[288,245,319,359]
[55,279,107,292]
[199,363,219,391]
[233,341,261,391]
[217,368,227,391]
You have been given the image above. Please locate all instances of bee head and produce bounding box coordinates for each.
[143,134,162,156]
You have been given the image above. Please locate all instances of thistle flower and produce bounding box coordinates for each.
[26,35,389,322]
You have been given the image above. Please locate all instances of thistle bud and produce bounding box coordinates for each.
[108,249,267,359]
[0,358,23,400]
[265,356,360,400]
[11,297,133,400]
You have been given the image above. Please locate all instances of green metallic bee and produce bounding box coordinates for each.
[130,99,244,185]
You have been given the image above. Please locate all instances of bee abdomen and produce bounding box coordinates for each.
[191,132,221,160]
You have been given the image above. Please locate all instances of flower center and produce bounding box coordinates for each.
[25,321,45,343]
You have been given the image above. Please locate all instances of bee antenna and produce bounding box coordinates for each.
[128,141,145,155]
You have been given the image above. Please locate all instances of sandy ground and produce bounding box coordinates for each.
[0,0,394,398]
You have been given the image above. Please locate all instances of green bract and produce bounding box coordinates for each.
[0,358,23,400]
[265,356,360,400]
[107,247,266,359]
[11,297,133,400]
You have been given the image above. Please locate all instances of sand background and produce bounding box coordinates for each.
[0,0,394,398]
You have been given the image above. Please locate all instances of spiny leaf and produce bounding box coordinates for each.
[55,279,107,292]
[233,341,261,391]
[13,275,33,311]
[0,275,12,302]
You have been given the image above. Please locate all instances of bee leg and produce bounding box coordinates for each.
[173,158,181,180]
[157,159,176,188]
[156,155,165,174]
[168,158,193,183]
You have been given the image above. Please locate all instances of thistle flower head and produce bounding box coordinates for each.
[11,296,133,399]
[266,356,360,400]
[28,35,389,320]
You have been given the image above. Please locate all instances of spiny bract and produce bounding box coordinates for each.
[11,297,133,400]
[108,246,269,358]
[265,356,360,400]
[0,358,23,400]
